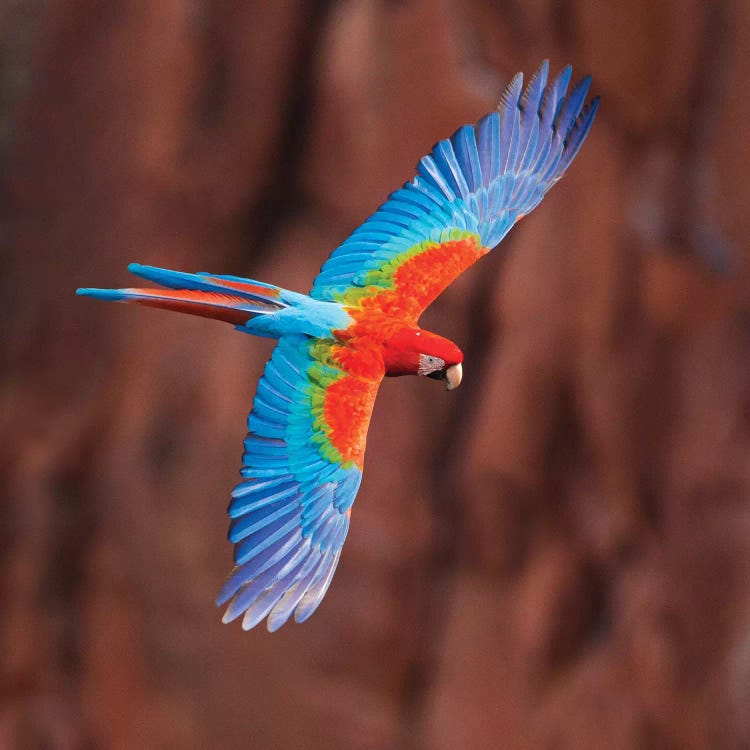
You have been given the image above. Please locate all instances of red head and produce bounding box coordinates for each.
[383,327,463,389]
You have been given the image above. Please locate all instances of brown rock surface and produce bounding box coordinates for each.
[2,2,749,749]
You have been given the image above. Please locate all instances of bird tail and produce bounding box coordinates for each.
[77,263,288,326]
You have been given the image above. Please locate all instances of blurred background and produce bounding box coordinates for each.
[2,1,750,748]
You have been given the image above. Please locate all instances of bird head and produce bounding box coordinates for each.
[382,327,463,390]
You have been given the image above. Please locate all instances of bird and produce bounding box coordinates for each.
[77,61,599,632]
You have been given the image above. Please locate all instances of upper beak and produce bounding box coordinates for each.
[445,363,462,391]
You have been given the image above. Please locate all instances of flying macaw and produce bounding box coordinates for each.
[77,61,598,631]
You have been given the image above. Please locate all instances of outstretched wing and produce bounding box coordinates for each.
[217,334,382,631]
[310,61,599,322]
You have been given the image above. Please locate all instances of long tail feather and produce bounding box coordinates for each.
[76,264,287,325]
[76,287,278,325]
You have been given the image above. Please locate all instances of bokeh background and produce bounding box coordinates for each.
[2,1,750,748]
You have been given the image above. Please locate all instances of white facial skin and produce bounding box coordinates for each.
[418,353,445,376]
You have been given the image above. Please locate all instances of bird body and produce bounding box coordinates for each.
[77,62,599,631]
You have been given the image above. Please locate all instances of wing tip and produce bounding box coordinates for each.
[565,94,601,150]
[497,70,524,112]
[558,63,573,86]
[266,614,288,633]
[220,608,238,625]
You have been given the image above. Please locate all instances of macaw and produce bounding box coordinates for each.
[77,61,598,631]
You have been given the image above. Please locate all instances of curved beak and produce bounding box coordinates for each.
[445,363,463,391]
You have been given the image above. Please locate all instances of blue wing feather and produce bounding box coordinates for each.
[476,111,501,185]
[520,60,549,138]
[310,61,598,306]
[558,97,600,174]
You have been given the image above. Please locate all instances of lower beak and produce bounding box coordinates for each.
[445,363,463,391]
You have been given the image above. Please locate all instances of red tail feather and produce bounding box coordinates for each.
[119,288,263,325]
